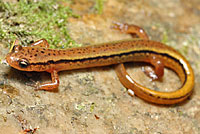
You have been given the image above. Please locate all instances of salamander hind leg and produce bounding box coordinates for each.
[111,22,149,39]
[35,70,59,91]
[142,56,164,80]
[111,22,164,79]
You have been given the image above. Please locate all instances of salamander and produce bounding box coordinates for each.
[5,22,194,104]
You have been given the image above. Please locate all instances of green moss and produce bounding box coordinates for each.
[94,0,105,14]
[0,0,81,49]
[90,102,96,112]
[161,30,169,44]
[180,41,189,55]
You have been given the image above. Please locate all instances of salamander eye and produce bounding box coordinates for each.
[12,45,22,53]
[19,58,29,68]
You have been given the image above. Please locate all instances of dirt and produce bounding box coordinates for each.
[0,0,200,134]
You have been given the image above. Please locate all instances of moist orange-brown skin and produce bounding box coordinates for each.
[5,23,194,104]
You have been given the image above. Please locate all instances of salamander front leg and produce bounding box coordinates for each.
[35,70,59,91]
[30,39,49,48]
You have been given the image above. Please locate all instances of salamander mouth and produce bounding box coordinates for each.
[2,59,9,66]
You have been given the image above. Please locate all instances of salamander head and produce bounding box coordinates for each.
[6,45,31,71]
[5,45,39,71]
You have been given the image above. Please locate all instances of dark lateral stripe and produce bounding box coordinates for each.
[31,50,187,82]
[31,50,179,64]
